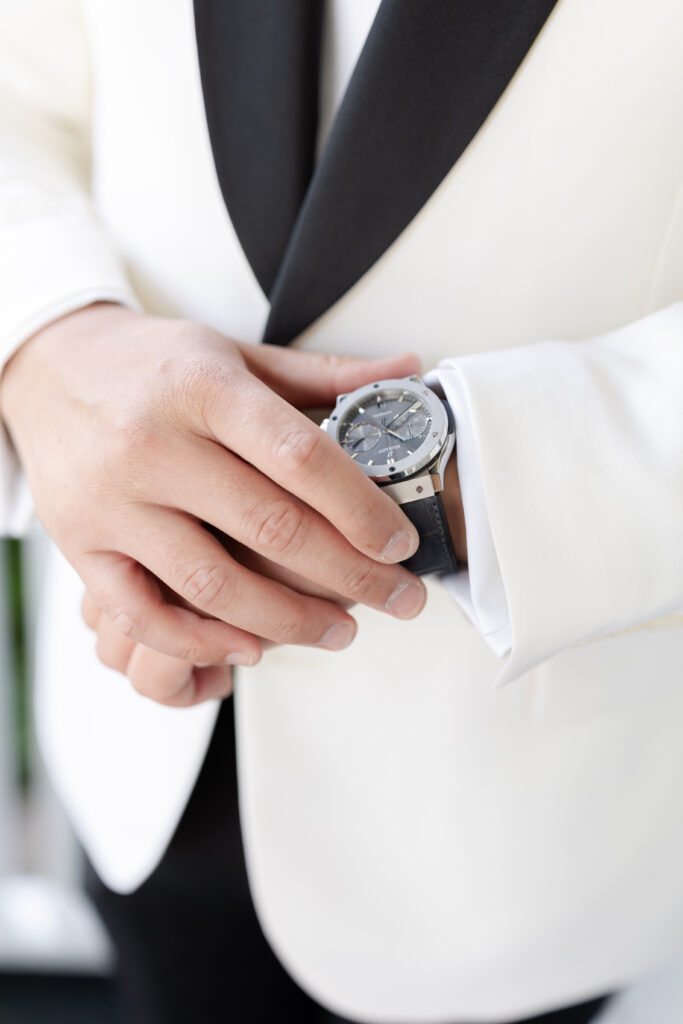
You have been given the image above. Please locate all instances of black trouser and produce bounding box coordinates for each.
[86,699,612,1024]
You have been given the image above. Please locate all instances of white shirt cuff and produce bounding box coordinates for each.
[424,366,512,660]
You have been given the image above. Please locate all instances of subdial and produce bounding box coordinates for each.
[385,408,429,442]
[342,421,382,452]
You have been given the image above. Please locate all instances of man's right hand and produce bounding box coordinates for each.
[0,303,427,704]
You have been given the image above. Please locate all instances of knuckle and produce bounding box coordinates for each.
[171,356,219,398]
[111,608,138,639]
[319,352,350,392]
[181,561,230,609]
[348,496,384,543]
[176,635,210,664]
[162,354,240,430]
[272,425,322,477]
[110,406,158,463]
[272,609,309,645]
[248,499,309,558]
[337,559,378,600]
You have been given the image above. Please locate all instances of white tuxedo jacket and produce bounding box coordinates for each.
[1,2,683,1021]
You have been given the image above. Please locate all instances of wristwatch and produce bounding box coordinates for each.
[320,374,459,576]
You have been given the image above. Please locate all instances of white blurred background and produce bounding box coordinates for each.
[0,530,112,978]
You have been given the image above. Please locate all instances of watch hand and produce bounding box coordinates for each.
[384,401,421,431]
[385,428,404,440]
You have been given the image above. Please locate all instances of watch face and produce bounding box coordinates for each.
[328,379,448,481]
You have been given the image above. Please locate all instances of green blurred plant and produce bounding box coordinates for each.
[3,538,30,792]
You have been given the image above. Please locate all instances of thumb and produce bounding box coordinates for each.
[237,343,422,407]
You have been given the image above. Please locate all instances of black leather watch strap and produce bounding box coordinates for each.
[400,492,459,576]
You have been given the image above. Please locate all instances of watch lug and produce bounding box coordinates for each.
[429,426,456,486]
[383,471,437,506]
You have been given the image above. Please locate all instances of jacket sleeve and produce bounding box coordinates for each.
[427,303,683,686]
[0,1,140,536]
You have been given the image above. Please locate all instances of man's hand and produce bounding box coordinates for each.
[78,457,469,708]
[0,303,429,705]
[79,542,355,705]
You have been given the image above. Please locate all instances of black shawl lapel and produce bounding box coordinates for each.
[264,0,559,346]
[193,0,323,295]
[194,0,560,346]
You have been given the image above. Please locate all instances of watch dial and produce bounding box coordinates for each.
[339,389,432,469]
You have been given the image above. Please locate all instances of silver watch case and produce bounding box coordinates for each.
[320,375,455,500]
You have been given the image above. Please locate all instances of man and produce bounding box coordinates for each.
[0,1,682,1023]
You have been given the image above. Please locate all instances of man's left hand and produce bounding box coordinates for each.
[81,433,468,700]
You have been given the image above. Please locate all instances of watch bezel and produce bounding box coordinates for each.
[323,376,449,483]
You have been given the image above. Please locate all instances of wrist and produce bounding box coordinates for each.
[442,454,467,565]
[0,301,130,427]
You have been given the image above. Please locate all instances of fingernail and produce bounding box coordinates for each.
[385,581,426,619]
[318,622,356,651]
[226,651,258,667]
[381,530,418,563]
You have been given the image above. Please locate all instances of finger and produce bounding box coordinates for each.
[114,506,359,650]
[202,372,421,564]
[76,550,263,665]
[81,590,101,631]
[237,344,421,408]
[126,645,194,707]
[126,648,234,707]
[95,608,136,673]
[232,541,356,606]
[193,664,235,702]
[159,436,426,620]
